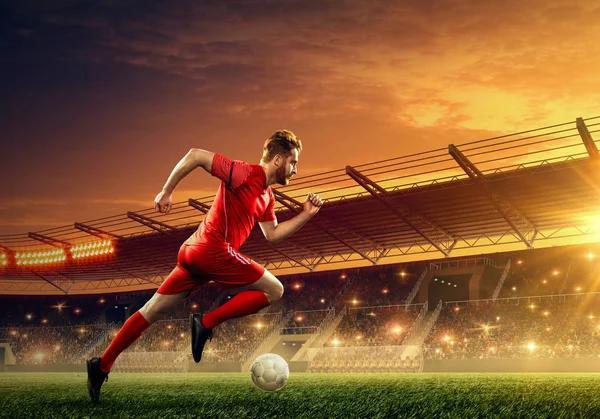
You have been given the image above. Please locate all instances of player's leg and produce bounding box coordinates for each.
[201,269,283,329]
[87,258,203,402]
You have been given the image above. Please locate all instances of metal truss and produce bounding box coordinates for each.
[576,117,599,159]
[127,211,177,235]
[346,165,457,257]
[449,144,537,248]
[74,222,122,240]
[28,232,71,248]
[273,189,383,264]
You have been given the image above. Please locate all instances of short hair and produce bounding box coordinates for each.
[261,130,302,163]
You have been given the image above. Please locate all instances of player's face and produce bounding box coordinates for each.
[275,149,299,186]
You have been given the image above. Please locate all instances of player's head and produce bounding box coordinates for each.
[261,130,302,186]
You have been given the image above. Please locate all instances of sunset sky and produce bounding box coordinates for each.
[2,0,598,236]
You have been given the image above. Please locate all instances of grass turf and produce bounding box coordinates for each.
[1,372,599,418]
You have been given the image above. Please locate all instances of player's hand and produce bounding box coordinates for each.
[154,190,173,214]
[303,192,323,216]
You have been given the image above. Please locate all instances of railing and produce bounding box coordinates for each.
[291,308,338,361]
[240,311,291,370]
[72,322,118,363]
[492,258,511,301]
[559,258,574,294]
[280,326,318,335]
[445,291,600,306]
[329,270,360,309]
[432,257,496,269]
[310,306,348,352]
[416,300,442,345]
[350,303,424,312]
[405,264,438,308]
[401,301,429,345]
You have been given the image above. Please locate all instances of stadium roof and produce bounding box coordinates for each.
[1,116,599,295]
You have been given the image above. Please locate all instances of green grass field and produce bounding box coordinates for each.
[1,372,599,418]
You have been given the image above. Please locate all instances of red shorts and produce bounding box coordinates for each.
[157,242,265,296]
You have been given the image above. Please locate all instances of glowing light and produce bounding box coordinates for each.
[512,286,517,291]
[454,307,460,312]
[167,325,173,330]
[340,274,347,279]
[351,299,358,305]
[399,271,407,277]
[553,270,559,276]
[180,333,185,338]
[589,315,595,320]
[382,289,389,294]
[496,316,500,321]
[529,304,536,309]
[320,298,325,303]
[543,311,549,316]
[392,326,403,334]
[98,299,105,304]
[435,348,441,353]
[356,335,362,340]
[527,342,536,351]
[369,312,376,317]
[295,316,304,322]
[576,287,582,292]
[163,341,170,346]
[568,345,574,350]
[332,339,340,346]
[191,304,198,309]
[293,283,301,290]
[54,345,60,351]
[442,335,451,342]
[588,253,594,260]
[489,347,495,352]
[517,260,523,265]
[255,322,263,329]
[26,314,32,320]
[546,327,551,331]
[483,325,490,332]
[79,328,86,334]
[41,319,48,324]
[74,308,81,314]
[542,280,547,284]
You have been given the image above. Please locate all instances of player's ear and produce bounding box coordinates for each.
[273,154,282,167]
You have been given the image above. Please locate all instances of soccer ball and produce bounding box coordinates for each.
[250,353,289,392]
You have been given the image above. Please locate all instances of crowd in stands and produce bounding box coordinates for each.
[424,295,600,360]
[0,325,111,364]
[308,345,423,373]
[327,305,423,347]
[497,243,600,298]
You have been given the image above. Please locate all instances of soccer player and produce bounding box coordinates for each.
[87,130,322,402]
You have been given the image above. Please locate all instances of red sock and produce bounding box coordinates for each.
[202,290,270,329]
[100,311,151,373]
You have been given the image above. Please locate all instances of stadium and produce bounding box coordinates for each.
[2,116,600,417]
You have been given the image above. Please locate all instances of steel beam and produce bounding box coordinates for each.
[346,166,456,257]
[29,271,69,294]
[449,144,537,248]
[576,117,599,159]
[127,211,177,235]
[28,232,71,248]
[272,189,379,264]
[74,222,122,240]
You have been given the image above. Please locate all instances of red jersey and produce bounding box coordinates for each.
[187,153,276,250]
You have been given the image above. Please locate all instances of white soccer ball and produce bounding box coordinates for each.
[250,353,289,392]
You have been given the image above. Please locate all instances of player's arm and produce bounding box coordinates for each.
[259,193,323,244]
[155,148,215,213]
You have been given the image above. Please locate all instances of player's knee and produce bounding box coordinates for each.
[270,280,284,302]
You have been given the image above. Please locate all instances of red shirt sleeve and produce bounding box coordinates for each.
[210,153,252,189]
[259,188,276,222]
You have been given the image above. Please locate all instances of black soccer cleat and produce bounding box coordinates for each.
[86,356,109,403]
[190,313,213,363]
